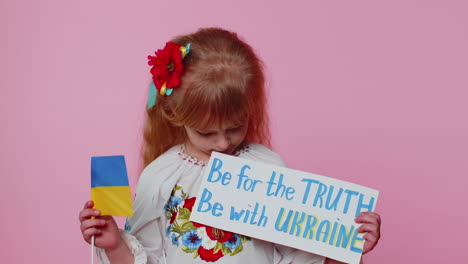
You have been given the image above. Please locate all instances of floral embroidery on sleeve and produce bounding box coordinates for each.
[165,185,250,262]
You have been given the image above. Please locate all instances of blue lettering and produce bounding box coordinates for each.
[336,225,355,248]
[343,189,359,214]
[355,194,375,217]
[301,178,320,204]
[325,186,343,211]
[195,188,224,217]
[229,206,245,221]
[275,208,293,232]
[350,230,364,253]
[316,220,331,242]
[313,183,328,208]
[289,211,306,236]
[207,158,223,182]
[267,172,295,200]
[196,188,213,212]
[212,202,223,216]
[302,215,319,239]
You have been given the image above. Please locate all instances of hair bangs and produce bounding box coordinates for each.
[175,79,251,131]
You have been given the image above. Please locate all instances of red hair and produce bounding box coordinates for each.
[143,28,270,167]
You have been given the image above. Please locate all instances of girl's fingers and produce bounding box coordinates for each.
[362,232,379,254]
[357,223,378,234]
[355,212,381,225]
[80,218,107,232]
[83,200,94,209]
[82,227,102,243]
[367,212,381,224]
[363,232,379,244]
[78,208,101,222]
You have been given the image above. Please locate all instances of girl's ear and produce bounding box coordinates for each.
[157,96,176,121]
[162,98,178,118]
[167,100,176,113]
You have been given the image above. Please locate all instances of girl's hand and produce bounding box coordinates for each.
[355,211,381,254]
[78,200,123,250]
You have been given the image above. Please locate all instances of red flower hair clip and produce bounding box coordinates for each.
[147,42,190,109]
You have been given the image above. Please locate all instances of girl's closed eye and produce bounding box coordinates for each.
[228,126,243,133]
[197,131,214,137]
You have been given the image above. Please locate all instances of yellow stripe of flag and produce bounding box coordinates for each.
[91,186,133,216]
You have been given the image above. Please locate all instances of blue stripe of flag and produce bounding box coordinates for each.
[91,155,129,187]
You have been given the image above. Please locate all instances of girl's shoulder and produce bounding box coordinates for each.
[239,142,287,168]
[142,145,182,170]
[138,145,186,183]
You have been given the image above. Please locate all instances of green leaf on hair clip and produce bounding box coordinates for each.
[147,81,157,109]
[166,88,173,96]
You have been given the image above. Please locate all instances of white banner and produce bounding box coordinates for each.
[190,152,379,264]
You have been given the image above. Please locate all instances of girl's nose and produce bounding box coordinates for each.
[215,134,231,152]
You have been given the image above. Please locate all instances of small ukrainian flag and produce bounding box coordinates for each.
[91,155,133,216]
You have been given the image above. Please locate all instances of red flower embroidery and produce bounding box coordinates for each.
[147,42,184,90]
[183,197,196,212]
[192,221,233,243]
[170,212,177,224]
[198,247,224,262]
[205,226,233,243]
[193,221,204,228]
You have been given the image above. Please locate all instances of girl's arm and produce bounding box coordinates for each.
[105,242,134,264]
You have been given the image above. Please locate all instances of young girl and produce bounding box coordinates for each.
[79,27,381,264]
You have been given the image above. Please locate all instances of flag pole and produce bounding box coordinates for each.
[91,235,95,264]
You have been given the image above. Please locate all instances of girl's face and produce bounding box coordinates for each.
[184,121,248,162]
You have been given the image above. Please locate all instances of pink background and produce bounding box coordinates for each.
[1,0,467,263]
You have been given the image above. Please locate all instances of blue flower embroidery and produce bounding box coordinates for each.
[171,233,179,246]
[181,229,202,250]
[170,196,183,207]
[166,225,172,236]
[224,234,241,250]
